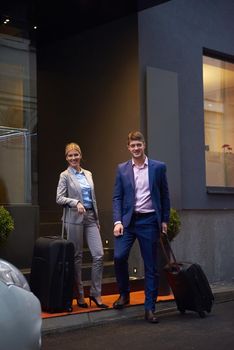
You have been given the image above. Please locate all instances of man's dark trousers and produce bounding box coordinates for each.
[114,212,160,311]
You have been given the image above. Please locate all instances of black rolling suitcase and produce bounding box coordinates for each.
[160,234,214,318]
[30,236,74,313]
[30,211,75,313]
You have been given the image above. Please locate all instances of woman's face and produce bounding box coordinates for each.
[66,149,81,169]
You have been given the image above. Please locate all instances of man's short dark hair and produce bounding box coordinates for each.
[127,131,145,145]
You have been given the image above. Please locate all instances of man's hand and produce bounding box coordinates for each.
[161,222,168,234]
[113,223,124,237]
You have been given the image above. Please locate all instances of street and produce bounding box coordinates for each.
[42,300,234,350]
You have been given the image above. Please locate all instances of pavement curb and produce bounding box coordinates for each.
[42,284,234,335]
[42,301,176,335]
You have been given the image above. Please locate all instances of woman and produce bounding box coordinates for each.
[56,142,108,309]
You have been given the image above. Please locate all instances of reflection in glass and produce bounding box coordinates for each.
[0,126,31,204]
[203,55,234,187]
[0,33,37,204]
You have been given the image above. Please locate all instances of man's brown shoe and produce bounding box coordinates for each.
[113,295,130,309]
[145,310,159,323]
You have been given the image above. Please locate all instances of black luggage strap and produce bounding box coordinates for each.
[160,232,180,272]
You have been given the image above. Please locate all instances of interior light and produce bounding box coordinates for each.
[105,239,109,245]
[133,268,137,274]
[33,26,37,30]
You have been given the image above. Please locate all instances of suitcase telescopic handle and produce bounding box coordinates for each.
[160,232,180,272]
[61,206,71,239]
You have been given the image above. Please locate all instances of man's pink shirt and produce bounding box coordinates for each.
[132,157,155,213]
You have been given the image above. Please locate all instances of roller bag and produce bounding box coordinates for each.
[160,235,214,318]
[30,236,75,313]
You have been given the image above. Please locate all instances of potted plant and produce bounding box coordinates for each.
[167,208,181,242]
[0,206,14,245]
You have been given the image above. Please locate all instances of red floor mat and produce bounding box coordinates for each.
[42,291,174,319]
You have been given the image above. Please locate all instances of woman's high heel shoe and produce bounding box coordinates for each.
[76,299,88,308]
[89,296,109,309]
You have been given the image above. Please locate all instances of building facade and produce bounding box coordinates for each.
[0,0,234,283]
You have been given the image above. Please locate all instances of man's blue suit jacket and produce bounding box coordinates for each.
[113,158,170,228]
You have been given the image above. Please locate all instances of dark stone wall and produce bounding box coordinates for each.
[138,0,234,209]
[37,15,140,242]
[0,205,39,268]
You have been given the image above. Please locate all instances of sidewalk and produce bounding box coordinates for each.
[42,281,234,334]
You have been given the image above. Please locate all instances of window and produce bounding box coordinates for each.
[0,34,37,204]
[203,53,234,190]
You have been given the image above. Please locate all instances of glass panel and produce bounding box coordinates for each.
[0,127,31,203]
[203,55,234,188]
[0,33,37,204]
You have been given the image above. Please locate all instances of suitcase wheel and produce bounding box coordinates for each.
[198,311,206,318]
[66,306,73,313]
[178,308,186,315]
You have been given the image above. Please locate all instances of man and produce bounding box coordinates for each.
[112,131,170,323]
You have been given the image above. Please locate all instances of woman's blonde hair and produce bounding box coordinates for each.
[65,142,82,157]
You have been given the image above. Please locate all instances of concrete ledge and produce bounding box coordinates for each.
[212,282,234,303]
[42,301,176,335]
[42,282,234,335]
